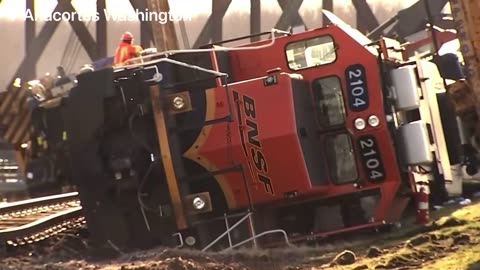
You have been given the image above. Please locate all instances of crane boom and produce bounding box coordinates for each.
[450,0,480,112]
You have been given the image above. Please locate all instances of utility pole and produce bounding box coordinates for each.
[146,0,179,51]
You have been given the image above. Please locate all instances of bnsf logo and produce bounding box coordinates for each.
[233,91,274,196]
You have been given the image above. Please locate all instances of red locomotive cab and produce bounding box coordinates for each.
[224,26,409,233]
[66,21,460,251]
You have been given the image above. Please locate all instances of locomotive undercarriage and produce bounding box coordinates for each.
[25,102,75,197]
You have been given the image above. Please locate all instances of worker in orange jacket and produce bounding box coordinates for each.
[114,32,143,66]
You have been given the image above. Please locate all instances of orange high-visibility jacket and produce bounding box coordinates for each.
[114,42,141,65]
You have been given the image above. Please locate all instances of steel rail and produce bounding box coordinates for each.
[0,207,83,244]
[0,192,79,216]
[0,192,84,250]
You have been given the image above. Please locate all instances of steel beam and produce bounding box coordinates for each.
[59,0,97,61]
[275,0,305,30]
[0,2,64,145]
[146,0,179,51]
[212,0,231,42]
[352,0,379,33]
[129,0,154,48]
[250,0,261,42]
[368,0,449,40]
[96,0,107,58]
[322,0,333,26]
[8,3,63,89]
[193,0,231,48]
[25,0,36,79]
[149,85,188,230]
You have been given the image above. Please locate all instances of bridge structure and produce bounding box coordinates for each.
[0,0,453,149]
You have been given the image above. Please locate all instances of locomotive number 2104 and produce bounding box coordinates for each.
[358,135,385,181]
[345,64,369,112]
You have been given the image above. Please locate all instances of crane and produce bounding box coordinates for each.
[439,0,480,175]
[449,0,480,114]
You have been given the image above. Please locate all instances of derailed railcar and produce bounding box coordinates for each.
[65,24,464,252]
[23,73,76,197]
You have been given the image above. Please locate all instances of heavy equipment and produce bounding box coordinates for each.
[21,69,76,197]
[447,0,480,151]
[422,0,480,182]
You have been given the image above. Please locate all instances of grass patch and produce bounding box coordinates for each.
[421,244,480,270]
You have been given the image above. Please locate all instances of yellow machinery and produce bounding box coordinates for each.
[448,0,480,142]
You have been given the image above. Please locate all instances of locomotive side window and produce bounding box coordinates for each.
[312,76,346,128]
[285,35,336,70]
[325,133,358,184]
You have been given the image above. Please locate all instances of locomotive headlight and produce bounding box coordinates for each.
[354,118,366,130]
[172,96,185,110]
[192,197,206,210]
[368,115,380,127]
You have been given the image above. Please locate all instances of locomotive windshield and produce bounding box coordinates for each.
[312,76,346,128]
[285,36,336,70]
[311,76,357,184]
[325,133,358,184]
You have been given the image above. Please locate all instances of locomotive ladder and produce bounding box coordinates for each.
[201,210,292,252]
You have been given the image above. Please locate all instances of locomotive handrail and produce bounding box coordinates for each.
[143,64,164,83]
[120,28,286,67]
[222,229,292,252]
[202,211,292,252]
[199,29,292,48]
[115,56,229,80]
[202,211,253,252]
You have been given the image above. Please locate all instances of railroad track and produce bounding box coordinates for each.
[0,192,84,249]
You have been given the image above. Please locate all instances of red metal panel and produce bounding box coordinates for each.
[195,74,322,208]
[225,26,405,221]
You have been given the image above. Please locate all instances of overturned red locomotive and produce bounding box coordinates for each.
[64,22,461,251]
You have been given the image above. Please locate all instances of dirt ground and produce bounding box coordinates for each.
[2,200,480,270]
